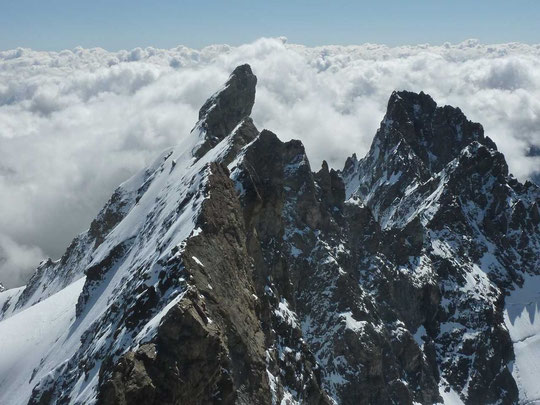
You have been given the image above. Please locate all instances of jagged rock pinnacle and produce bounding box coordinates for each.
[5,69,539,405]
[341,90,511,230]
[386,90,437,123]
[380,90,497,173]
[194,64,257,159]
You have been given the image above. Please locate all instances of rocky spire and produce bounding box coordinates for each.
[193,64,257,158]
[342,90,506,229]
[6,70,539,405]
[382,90,497,173]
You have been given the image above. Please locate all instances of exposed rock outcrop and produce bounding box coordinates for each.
[1,65,538,405]
[193,64,257,159]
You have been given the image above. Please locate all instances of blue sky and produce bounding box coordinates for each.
[0,0,539,50]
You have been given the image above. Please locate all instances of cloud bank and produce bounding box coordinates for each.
[1,38,539,287]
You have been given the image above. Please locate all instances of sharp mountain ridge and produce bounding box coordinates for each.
[0,64,539,405]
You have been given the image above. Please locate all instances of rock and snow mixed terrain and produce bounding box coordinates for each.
[504,274,540,403]
[0,64,538,405]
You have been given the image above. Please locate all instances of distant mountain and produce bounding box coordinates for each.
[0,65,539,405]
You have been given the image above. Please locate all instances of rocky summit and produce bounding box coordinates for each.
[0,64,539,405]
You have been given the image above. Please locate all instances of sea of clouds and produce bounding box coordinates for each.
[1,37,539,287]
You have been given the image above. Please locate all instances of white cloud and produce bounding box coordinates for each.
[0,234,44,288]
[0,38,539,287]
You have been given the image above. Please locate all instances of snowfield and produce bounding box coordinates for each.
[0,277,85,404]
[504,274,540,404]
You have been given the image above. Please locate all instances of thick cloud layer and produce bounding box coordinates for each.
[1,38,539,287]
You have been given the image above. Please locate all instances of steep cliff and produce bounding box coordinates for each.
[0,65,538,405]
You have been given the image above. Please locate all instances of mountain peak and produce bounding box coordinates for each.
[3,70,540,405]
[379,90,497,173]
[387,90,437,120]
[196,63,256,135]
[192,64,257,158]
[342,90,509,230]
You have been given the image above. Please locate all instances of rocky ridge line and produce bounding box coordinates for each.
[0,65,538,405]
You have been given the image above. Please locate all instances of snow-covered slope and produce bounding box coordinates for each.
[0,277,85,404]
[0,66,538,405]
[504,274,540,404]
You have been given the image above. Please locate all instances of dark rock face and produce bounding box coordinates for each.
[96,160,331,405]
[342,90,498,229]
[228,128,441,404]
[384,91,496,173]
[13,67,540,405]
[199,65,256,134]
[342,90,539,404]
[193,64,257,158]
[99,164,269,404]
